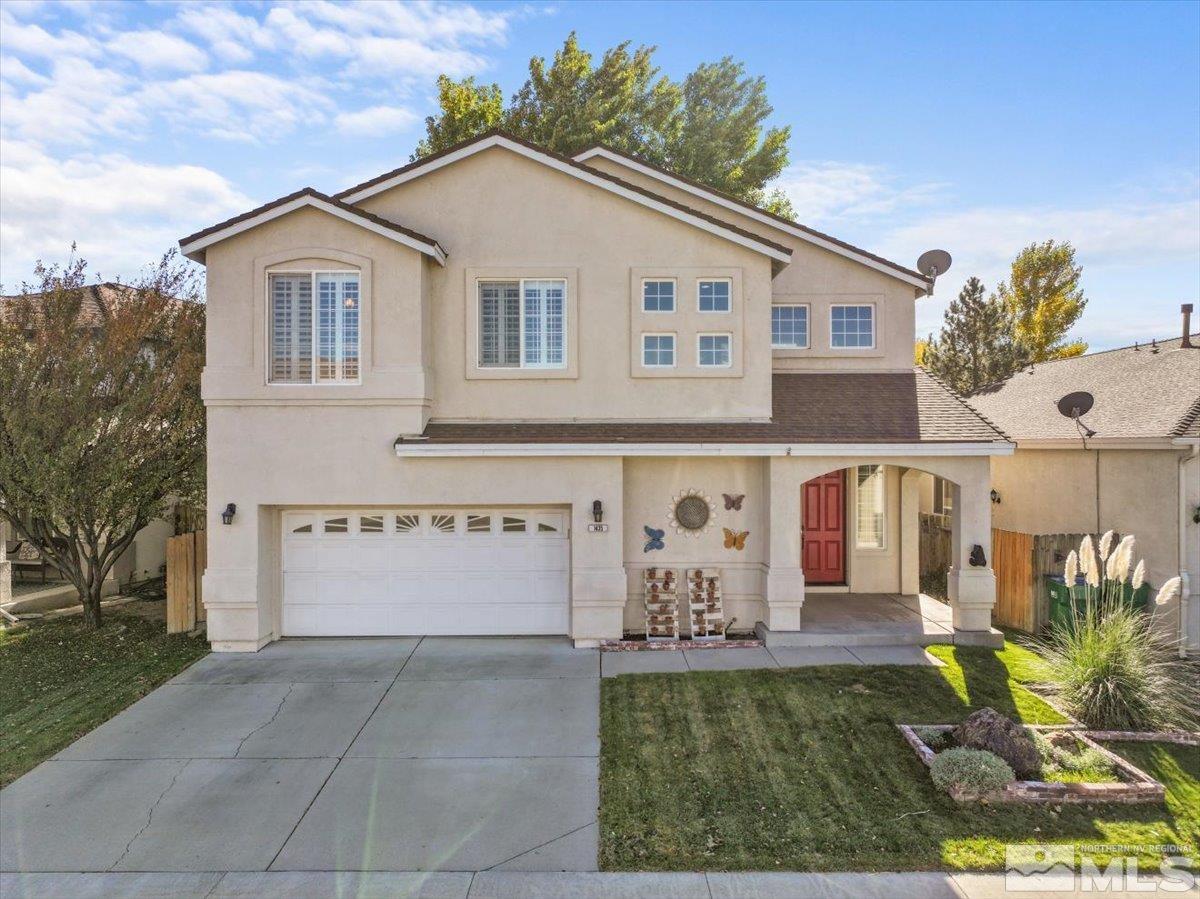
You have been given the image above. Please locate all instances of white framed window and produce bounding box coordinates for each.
[831,304,875,349]
[269,272,359,383]
[697,333,731,367]
[642,333,676,367]
[933,477,954,516]
[698,279,731,312]
[771,305,809,348]
[855,465,885,549]
[478,279,566,369]
[642,280,675,313]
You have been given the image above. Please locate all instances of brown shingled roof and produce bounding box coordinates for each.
[575,142,930,284]
[332,129,793,259]
[398,369,1008,446]
[177,187,446,258]
[968,335,1200,441]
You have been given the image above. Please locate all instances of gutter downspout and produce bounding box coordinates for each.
[1180,442,1198,659]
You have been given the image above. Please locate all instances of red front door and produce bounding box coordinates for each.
[802,471,845,584]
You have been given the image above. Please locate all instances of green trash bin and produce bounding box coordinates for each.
[1044,575,1151,631]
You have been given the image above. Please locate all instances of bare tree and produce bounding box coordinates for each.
[0,250,205,628]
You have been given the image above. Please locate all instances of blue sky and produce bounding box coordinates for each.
[1,0,1197,348]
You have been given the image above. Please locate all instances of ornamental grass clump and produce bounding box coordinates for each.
[1034,532,1200,731]
[929,748,1015,796]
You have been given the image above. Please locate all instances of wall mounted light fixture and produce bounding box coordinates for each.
[592,500,603,524]
[221,503,237,525]
[990,489,1001,504]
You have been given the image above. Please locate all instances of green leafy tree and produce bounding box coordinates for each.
[413,33,792,213]
[923,276,1023,394]
[0,251,206,628]
[997,239,1088,362]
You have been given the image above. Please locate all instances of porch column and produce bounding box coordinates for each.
[947,472,996,632]
[764,457,805,631]
[899,468,922,595]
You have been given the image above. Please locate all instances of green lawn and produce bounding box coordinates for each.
[599,641,1198,872]
[0,610,209,787]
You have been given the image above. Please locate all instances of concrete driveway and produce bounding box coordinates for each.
[0,637,601,876]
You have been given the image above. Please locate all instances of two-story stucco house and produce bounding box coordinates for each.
[180,130,1011,652]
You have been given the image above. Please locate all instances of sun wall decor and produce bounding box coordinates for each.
[668,489,717,537]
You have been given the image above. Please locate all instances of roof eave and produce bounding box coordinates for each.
[573,145,931,290]
[394,439,1015,458]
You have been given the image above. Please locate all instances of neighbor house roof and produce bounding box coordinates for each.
[0,282,176,326]
[573,144,932,291]
[967,336,1200,443]
[178,188,448,265]
[332,130,793,265]
[396,369,1008,450]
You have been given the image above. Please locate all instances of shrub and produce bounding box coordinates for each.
[929,748,1015,795]
[912,726,951,751]
[1031,533,1200,731]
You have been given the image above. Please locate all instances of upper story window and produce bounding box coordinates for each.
[269,272,359,384]
[855,464,885,549]
[771,305,809,348]
[642,333,675,367]
[697,333,731,368]
[698,279,731,313]
[479,279,566,369]
[642,280,675,312]
[831,304,875,349]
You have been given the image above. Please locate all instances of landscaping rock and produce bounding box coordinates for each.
[953,707,1042,779]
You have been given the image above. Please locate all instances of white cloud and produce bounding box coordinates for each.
[174,5,272,64]
[0,10,96,59]
[0,58,143,144]
[0,55,49,86]
[106,30,208,73]
[776,161,945,224]
[0,139,252,288]
[335,104,418,136]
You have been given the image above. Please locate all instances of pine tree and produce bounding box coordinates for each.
[923,277,1023,395]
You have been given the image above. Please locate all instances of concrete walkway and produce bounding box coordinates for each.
[1,870,1191,897]
[3,635,934,883]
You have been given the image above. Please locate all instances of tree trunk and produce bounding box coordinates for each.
[81,578,104,629]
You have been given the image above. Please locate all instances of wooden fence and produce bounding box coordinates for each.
[990,529,1096,633]
[166,530,206,634]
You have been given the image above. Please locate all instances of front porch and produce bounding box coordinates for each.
[756,593,1002,648]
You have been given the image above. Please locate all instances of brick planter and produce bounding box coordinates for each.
[896,724,1193,804]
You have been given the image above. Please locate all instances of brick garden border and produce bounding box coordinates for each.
[896,724,1199,804]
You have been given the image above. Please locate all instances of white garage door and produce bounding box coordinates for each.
[281,509,570,636]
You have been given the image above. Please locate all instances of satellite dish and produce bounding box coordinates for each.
[917,249,953,279]
[1057,391,1094,419]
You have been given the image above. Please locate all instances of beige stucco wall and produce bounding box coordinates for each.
[621,457,768,634]
[991,446,1196,639]
[202,206,433,434]
[580,155,921,373]
[352,146,775,421]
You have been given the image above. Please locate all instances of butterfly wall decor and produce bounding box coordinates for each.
[643,526,665,553]
[722,493,745,511]
[723,528,748,551]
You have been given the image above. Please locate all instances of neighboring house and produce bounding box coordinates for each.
[965,316,1200,652]
[179,130,1011,652]
[0,285,178,592]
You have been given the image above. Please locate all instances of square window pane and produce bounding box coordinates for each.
[642,334,675,367]
[832,306,875,348]
[698,334,730,367]
[699,280,731,312]
[771,305,808,348]
[642,280,675,312]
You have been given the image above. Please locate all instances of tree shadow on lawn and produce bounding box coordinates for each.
[598,646,1190,872]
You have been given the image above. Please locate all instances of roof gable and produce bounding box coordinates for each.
[333,131,792,265]
[574,144,931,290]
[179,188,447,265]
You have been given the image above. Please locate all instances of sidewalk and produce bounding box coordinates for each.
[2,870,1194,897]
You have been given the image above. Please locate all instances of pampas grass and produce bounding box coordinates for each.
[1032,534,1199,731]
[1064,550,1079,586]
